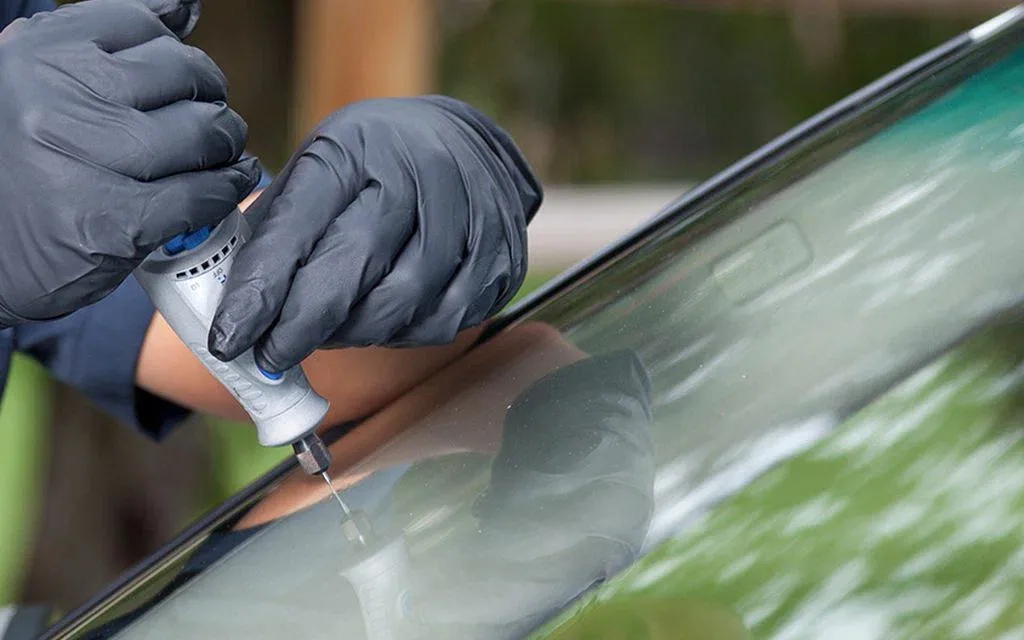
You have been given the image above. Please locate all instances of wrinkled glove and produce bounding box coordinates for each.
[208,95,542,372]
[0,0,260,327]
[404,350,656,638]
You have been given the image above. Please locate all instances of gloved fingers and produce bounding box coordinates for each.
[138,100,246,178]
[207,143,372,363]
[423,95,545,220]
[134,156,260,251]
[136,0,201,38]
[106,35,227,109]
[246,184,418,371]
[386,176,523,346]
[390,245,510,346]
[441,138,530,311]
[331,248,466,348]
[233,131,319,230]
[490,185,530,310]
[39,0,178,53]
[257,131,373,222]
[474,154,531,297]
[245,136,366,233]
[313,155,472,346]
[65,100,246,180]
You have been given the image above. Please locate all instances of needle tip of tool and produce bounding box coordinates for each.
[320,472,370,546]
[321,471,355,517]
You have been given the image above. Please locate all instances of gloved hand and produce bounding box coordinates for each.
[208,95,543,372]
[0,0,260,327]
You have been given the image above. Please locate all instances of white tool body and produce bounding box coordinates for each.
[134,209,329,448]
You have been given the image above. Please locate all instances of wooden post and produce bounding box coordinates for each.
[292,0,437,141]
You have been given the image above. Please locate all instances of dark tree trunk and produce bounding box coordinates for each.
[20,385,210,615]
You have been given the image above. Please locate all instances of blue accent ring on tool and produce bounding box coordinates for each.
[257,363,284,381]
[164,225,213,256]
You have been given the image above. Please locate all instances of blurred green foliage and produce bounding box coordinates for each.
[0,357,50,602]
[440,1,977,182]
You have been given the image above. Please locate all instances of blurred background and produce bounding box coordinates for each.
[0,0,1015,619]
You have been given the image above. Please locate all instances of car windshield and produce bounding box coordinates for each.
[54,10,1024,640]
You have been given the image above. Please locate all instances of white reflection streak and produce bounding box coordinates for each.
[957,593,1012,637]
[893,547,949,580]
[657,334,714,371]
[653,456,695,499]
[854,254,921,286]
[859,284,902,314]
[849,172,949,233]
[889,358,947,399]
[976,360,1024,401]
[782,496,847,536]
[771,560,874,640]
[989,148,1022,171]
[745,242,868,312]
[658,338,751,405]
[905,252,969,295]
[645,416,836,549]
[938,215,975,240]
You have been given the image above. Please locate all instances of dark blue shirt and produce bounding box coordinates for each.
[0,0,51,26]
[0,0,272,437]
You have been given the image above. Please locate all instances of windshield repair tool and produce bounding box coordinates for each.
[134,209,353,516]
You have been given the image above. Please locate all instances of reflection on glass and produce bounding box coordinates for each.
[60,37,1024,640]
[87,325,655,640]
[540,317,1024,640]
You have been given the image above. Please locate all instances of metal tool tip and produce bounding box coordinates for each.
[293,433,332,476]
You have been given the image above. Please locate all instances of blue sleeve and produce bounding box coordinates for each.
[1,0,56,27]
[13,276,191,439]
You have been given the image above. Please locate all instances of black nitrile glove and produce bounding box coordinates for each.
[208,95,543,372]
[0,0,260,327]
[405,350,656,638]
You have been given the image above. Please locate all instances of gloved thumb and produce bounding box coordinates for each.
[137,0,201,39]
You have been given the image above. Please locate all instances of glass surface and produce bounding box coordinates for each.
[536,317,1024,639]
[62,36,1024,640]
